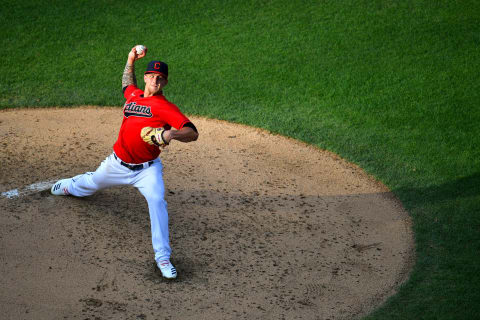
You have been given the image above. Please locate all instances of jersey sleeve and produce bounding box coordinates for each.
[123,85,143,100]
[162,102,192,130]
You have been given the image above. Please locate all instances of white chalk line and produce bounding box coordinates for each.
[1,180,57,199]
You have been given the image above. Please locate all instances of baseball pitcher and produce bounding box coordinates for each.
[51,45,199,279]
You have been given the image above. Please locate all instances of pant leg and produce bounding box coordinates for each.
[68,154,130,197]
[133,160,172,262]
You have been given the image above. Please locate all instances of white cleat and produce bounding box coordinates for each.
[157,260,177,279]
[50,179,71,196]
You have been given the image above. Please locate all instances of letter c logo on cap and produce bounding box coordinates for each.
[154,62,161,69]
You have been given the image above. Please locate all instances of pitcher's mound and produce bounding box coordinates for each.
[0,107,413,320]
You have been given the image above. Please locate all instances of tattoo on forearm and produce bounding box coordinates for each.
[122,62,136,88]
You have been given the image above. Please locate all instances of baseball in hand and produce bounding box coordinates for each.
[135,45,145,55]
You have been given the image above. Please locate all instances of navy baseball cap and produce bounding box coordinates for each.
[145,60,168,79]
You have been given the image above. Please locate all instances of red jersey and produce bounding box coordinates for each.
[113,85,191,164]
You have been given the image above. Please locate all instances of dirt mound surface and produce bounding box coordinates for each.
[0,107,414,320]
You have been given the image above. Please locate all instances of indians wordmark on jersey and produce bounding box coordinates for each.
[124,102,153,118]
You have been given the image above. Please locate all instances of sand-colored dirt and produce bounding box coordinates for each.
[0,107,414,320]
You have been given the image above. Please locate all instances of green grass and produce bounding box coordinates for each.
[2,0,480,318]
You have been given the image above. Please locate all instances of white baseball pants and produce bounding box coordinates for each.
[67,153,171,262]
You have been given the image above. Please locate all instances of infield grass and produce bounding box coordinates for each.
[1,0,480,318]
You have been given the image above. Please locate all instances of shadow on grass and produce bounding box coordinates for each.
[396,172,480,209]
[370,173,480,319]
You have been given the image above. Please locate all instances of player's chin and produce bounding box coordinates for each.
[150,85,161,93]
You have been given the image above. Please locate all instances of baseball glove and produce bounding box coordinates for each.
[141,127,169,147]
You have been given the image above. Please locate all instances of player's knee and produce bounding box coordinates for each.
[146,192,166,207]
